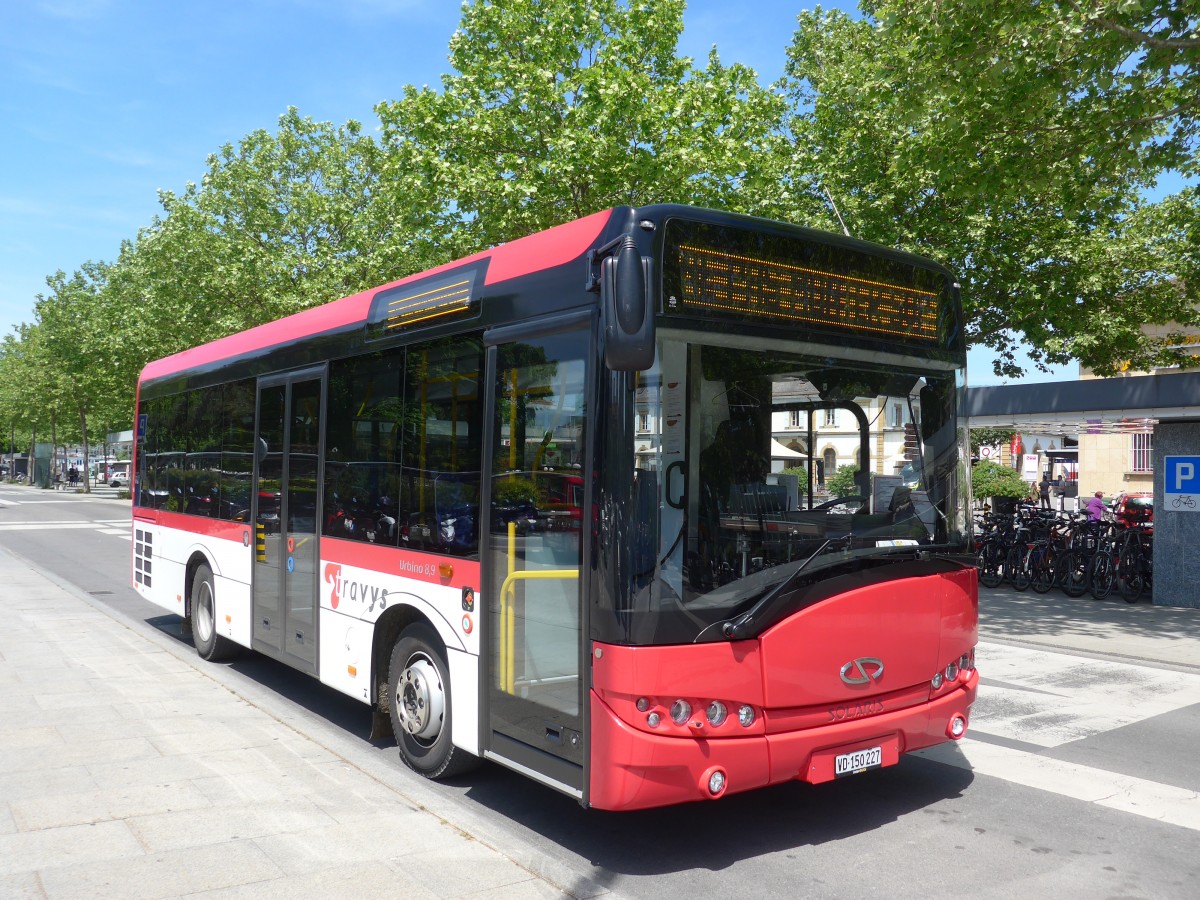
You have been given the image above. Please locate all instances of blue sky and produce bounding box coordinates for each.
[0,0,1160,385]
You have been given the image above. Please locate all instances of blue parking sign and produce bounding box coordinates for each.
[1164,456,1200,512]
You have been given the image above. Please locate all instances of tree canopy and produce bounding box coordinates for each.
[374,0,782,250]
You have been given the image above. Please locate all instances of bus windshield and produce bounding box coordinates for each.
[613,334,969,645]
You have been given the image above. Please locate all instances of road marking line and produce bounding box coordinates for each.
[0,522,101,530]
[916,739,1200,832]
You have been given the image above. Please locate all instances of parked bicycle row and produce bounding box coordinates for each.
[974,504,1153,603]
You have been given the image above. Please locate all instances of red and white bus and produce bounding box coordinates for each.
[132,204,978,810]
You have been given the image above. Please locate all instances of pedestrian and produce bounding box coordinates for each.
[1038,474,1051,510]
[1085,490,1106,521]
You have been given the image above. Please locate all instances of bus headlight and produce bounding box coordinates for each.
[706,701,728,727]
[737,704,756,727]
[669,699,692,726]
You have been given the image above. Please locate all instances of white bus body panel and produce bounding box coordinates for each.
[135,522,484,754]
[132,518,253,650]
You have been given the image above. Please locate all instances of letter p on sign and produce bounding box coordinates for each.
[1177,462,1194,491]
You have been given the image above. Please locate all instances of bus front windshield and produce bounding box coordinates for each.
[615,336,970,645]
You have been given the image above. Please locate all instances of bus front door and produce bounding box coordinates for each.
[252,371,325,675]
[485,331,589,798]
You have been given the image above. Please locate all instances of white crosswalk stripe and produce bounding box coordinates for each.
[916,641,1200,831]
[0,519,131,537]
[971,640,1200,747]
[917,739,1200,832]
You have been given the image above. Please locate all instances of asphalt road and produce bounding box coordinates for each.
[2,483,1197,899]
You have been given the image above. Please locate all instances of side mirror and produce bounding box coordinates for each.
[601,236,655,371]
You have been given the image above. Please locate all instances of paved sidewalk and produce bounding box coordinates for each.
[979,584,1200,671]
[0,547,595,900]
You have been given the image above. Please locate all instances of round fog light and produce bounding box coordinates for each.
[636,697,650,712]
[948,715,967,739]
[647,712,661,728]
[699,766,728,798]
[737,705,756,727]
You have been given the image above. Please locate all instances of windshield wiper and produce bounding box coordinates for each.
[719,534,853,640]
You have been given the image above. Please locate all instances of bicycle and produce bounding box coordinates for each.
[1056,514,1100,597]
[975,512,1015,588]
[1117,524,1153,603]
[1089,520,1125,600]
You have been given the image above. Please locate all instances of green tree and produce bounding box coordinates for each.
[775,5,1199,378]
[827,464,870,497]
[375,0,784,250]
[870,1,1199,186]
[138,109,410,350]
[0,324,64,484]
[970,459,1031,500]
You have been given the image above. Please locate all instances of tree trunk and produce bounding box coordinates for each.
[79,405,91,494]
[29,424,36,487]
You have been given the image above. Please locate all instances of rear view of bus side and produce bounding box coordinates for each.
[132,204,978,811]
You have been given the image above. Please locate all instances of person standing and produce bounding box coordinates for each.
[1039,474,1051,510]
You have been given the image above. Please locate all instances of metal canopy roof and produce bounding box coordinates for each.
[966,371,1200,433]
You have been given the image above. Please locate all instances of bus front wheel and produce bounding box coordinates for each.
[388,624,477,779]
[191,563,235,662]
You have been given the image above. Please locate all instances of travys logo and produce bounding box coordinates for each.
[324,563,343,608]
[323,563,389,614]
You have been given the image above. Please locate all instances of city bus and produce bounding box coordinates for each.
[132,204,978,811]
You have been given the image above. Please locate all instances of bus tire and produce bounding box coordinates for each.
[388,624,478,779]
[191,563,235,662]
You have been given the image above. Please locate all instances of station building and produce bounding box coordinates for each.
[967,338,1200,609]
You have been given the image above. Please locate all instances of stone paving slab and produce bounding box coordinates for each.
[0,547,581,899]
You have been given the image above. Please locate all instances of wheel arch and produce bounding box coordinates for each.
[370,603,441,709]
[183,550,217,620]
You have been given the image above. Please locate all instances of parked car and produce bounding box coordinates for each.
[1114,492,1153,528]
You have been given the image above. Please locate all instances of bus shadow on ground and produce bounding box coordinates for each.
[461,755,975,876]
[145,612,375,738]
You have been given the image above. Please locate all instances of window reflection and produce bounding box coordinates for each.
[321,336,484,556]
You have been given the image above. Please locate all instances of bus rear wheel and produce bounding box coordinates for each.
[191,563,235,662]
[388,624,477,779]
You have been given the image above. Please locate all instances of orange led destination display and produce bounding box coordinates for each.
[368,268,480,338]
[383,276,474,330]
[670,243,940,343]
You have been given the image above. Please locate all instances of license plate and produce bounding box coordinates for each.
[834,745,882,777]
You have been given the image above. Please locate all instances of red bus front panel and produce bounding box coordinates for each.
[589,567,978,810]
